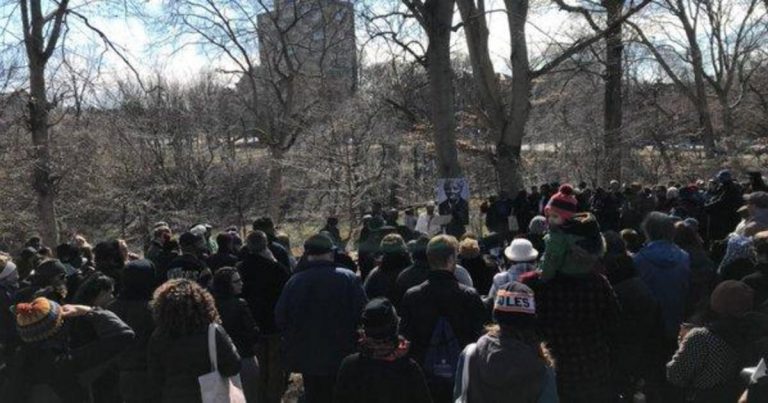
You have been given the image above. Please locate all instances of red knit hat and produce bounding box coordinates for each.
[545,184,579,221]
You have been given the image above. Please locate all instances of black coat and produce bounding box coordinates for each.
[268,238,292,270]
[459,255,496,296]
[214,296,259,357]
[394,260,430,306]
[160,254,210,286]
[334,353,432,403]
[605,257,667,384]
[0,282,18,361]
[743,264,768,307]
[364,253,411,303]
[399,270,489,367]
[2,309,134,403]
[108,299,156,402]
[147,326,241,403]
[439,199,469,238]
[206,252,239,272]
[109,299,155,372]
[705,182,743,241]
[237,253,289,335]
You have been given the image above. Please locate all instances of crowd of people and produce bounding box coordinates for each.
[1,169,768,403]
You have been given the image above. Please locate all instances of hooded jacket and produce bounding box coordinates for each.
[237,252,289,335]
[459,334,552,403]
[334,352,432,403]
[2,309,134,403]
[634,241,691,337]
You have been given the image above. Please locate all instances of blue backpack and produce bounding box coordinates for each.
[423,316,461,380]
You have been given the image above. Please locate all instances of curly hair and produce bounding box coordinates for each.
[151,279,220,338]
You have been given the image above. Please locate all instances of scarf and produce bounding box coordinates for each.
[358,331,410,362]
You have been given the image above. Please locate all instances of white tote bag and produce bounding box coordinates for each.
[198,324,246,403]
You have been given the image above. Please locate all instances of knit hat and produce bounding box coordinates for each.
[545,184,578,221]
[504,238,538,262]
[13,297,64,342]
[493,282,536,327]
[528,215,547,235]
[32,259,67,285]
[710,280,754,318]
[304,233,334,256]
[380,234,407,255]
[361,298,399,340]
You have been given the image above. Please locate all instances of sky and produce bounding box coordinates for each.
[0,0,578,89]
[1,0,762,93]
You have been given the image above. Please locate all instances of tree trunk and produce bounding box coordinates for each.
[457,0,528,195]
[267,147,284,223]
[677,1,717,154]
[692,62,717,154]
[29,59,59,245]
[718,92,735,137]
[603,0,623,182]
[503,0,530,194]
[425,0,462,178]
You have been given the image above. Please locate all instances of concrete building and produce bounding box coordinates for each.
[257,0,357,98]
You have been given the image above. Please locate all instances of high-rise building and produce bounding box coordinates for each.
[257,0,357,98]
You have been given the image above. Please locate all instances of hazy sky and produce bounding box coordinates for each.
[0,0,578,87]
[4,0,757,91]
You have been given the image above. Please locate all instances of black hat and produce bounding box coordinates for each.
[33,259,67,285]
[179,232,203,248]
[362,298,399,340]
[122,259,156,299]
[303,233,334,256]
[253,217,275,232]
[55,243,81,264]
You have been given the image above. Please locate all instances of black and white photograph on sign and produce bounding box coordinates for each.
[436,178,470,237]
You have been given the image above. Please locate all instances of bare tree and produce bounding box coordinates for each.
[455,0,651,192]
[628,0,767,154]
[365,0,463,178]
[162,0,355,221]
[2,0,144,244]
[17,0,70,244]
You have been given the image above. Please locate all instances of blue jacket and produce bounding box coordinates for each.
[633,241,691,337]
[275,260,367,375]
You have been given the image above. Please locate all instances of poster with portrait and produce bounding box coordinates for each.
[436,178,470,232]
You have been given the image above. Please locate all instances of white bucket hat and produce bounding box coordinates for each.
[504,238,539,262]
